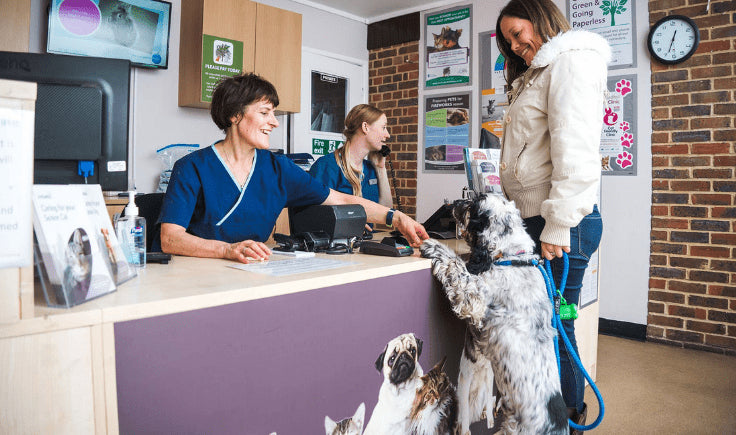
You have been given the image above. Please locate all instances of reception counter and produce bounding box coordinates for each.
[0,239,598,434]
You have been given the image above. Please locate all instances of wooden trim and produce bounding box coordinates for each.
[0,0,31,52]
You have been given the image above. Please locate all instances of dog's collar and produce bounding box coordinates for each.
[493,251,540,267]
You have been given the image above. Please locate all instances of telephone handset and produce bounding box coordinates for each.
[379,145,391,157]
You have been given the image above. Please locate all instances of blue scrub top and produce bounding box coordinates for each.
[309,152,379,203]
[158,143,330,244]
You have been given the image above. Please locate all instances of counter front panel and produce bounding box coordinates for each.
[114,269,466,434]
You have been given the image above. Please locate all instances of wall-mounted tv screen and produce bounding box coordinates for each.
[47,0,172,69]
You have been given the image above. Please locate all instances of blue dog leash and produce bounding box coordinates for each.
[539,253,605,432]
[494,253,605,431]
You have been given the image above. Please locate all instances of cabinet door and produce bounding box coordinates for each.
[255,4,302,113]
[179,0,257,108]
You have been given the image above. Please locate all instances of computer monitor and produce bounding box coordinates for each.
[0,51,131,191]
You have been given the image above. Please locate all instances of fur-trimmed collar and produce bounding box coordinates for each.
[530,29,612,69]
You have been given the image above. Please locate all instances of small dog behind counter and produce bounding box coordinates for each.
[420,194,568,435]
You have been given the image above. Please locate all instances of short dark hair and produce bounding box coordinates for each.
[496,0,570,85]
[210,72,280,131]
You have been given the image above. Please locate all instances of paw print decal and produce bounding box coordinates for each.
[616,79,632,97]
[616,151,633,169]
[620,133,633,148]
[619,121,630,131]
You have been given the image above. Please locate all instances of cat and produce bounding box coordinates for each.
[428,26,463,53]
[325,402,365,435]
[409,357,458,435]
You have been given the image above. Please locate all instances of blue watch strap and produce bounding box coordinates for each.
[386,208,395,227]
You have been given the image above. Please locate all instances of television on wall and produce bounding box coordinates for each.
[47,0,172,69]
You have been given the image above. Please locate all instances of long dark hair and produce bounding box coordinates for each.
[210,72,280,132]
[496,0,570,85]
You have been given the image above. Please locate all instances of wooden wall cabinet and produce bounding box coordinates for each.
[178,0,302,113]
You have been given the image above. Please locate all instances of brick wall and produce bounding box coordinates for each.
[369,41,419,218]
[648,0,736,355]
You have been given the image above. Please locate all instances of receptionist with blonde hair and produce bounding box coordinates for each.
[159,73,428,263]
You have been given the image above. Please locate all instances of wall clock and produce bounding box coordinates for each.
[647,15,700,64]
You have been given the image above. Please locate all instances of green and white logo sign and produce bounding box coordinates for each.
[312,138,344,156]
[201,34,243,102]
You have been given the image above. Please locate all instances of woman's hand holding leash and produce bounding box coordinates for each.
[541,242,570,261]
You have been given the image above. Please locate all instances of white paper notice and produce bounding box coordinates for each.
[228,257,356,277]
[0,106,35,268]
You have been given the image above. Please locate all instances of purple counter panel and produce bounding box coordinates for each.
[114,269,467,434]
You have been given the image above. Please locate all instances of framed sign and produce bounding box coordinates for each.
[567,0,636,69]
[601,74,637,176]
[425,5,472,88]
[424,92,471,172]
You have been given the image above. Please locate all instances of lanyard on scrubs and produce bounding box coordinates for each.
[215,147,258,226]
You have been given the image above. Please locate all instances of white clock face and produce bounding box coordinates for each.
[650,18,698,62]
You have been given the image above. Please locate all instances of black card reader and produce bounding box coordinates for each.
[359,236,414,257]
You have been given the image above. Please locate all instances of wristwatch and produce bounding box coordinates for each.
[386,208,396,227]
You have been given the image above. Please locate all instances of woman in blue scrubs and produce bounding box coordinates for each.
[159,73,428,263]
[309,104,393,208]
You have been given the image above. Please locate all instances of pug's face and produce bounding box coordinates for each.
[375,333,423,385]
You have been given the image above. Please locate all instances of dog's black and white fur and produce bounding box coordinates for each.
[420,194,568,434]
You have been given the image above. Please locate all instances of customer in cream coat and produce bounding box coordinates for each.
[497,0,611,431]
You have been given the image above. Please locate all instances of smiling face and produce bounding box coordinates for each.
[500,16,544,66]
[363,114,390,151]
[231,98,279,149]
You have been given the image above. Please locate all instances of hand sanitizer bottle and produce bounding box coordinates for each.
[115,191,146,268]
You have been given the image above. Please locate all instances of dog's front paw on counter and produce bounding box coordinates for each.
[419,238,454,259]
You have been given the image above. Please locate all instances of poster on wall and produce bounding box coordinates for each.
[601,74,637,176]
[567,0,635,68]
[425,5,472,88]
[201,34,243,102]
[424,93,470,172]
[478,30,508,150]
[478,30,506,93]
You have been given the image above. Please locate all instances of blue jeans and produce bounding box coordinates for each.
[523,206,602,412]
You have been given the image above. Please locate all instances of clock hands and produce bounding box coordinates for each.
[668,30,678,52]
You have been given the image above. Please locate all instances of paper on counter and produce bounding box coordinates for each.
[228,256,356,277]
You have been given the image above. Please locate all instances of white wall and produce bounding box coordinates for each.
[29,0,367,194]
[415,0,652,325]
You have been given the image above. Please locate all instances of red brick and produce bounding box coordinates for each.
[651,218,689,229]
[650,278,667,289]
[649,314,684,328]
[705,334,736,349]
[652,144,689,154]
[669,180,710,191]
[712,233,736,245]
[691,117,732,129]
[698,39,732,52]
[651,205,669,216]
[690,245,732,258]
[668,280,707,294]
[714,155,736,166]
[692,194,732,205]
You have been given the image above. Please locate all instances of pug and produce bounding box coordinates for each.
[363,333,424,435]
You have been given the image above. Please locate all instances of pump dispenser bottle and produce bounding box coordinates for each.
[115,191,146,268]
